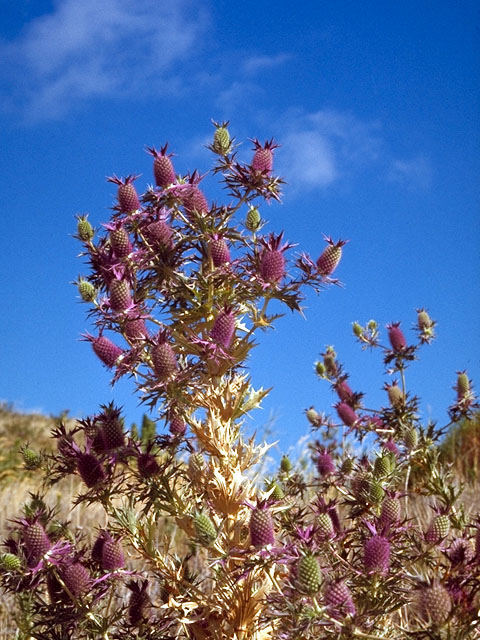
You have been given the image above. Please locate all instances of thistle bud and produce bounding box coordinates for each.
[260,248,285,283]
[351,470,372,499]
[188,452,205,476]
[78,278,96,302]
[425,514,450,543]
[368,480,385,504]
[317,451,336,477]
[336,403,359,428]
[151,337,178,380]
[62,562,91,598]
[210,308,236,348]
[335,380,355,404]
[23,521,51,565]
[404,427,419,450]
[387,322,407,352]
[128,580,151,625]
[209,237,231,267]
[90,334,123,368]
[306,407,322,426]
[101,534,125,570]
[249,506,274,547]
[296,554,321,595]
[352,322,363,337]
[316,238,346,276]
[169,416,186,437]
[316,513,335,540]
[380,497,401,526]
[280,455,292,473]
[340,457,354,474]
[325,581,356,618]
[386,383,404,409]
[323,349,337,377]
[194,512,217,546]
[109,279,132,312]
[266,480,284,501]
[456,372,470,400]
[109,226,131,257]
[364,535,390,576]
[22,447,41,470]
[448,537,475,565]
[0,553,22,572]
[315,361,326,376]
[417,309,433,331]
[212,125,231,155]
[76,215,94,241]
[418,583,452,627]
[77,452,106,488]
[246,206,261,231]
[374,454,392,478]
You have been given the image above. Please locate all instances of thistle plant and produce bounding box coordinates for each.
[1,121,479,640]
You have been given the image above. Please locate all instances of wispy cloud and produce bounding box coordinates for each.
[274,109,383,192]
[388,155,433,190]
[1,0,206,121]
[242,53,292,75]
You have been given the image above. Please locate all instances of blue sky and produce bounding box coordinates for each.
[1,0,479,456]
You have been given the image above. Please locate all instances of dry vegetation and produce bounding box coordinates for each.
[1,404,480,638]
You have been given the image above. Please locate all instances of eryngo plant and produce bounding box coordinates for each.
[1,122,479,640]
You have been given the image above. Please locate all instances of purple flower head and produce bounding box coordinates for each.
[250,137,279,174]
[147,143,176,188]
[82,332,124,368]
[210,307,236,349]
[336,402,359,428]
[364,534,390,576]
[325,580,356,619]
[249,503,275,548]
[387,322,407,352]
[257,232,295,285]
[316,449,336,477]
[107,174,141,214]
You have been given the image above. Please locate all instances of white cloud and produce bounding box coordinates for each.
[388,156,433,190]
[274,109,382,192]
[215,80,265,117]
[279,130,337,188]
[1,0,206,120]
[242,53,291,75]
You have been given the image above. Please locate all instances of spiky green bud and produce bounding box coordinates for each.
[213,126,231,155]
[266,480,284,501]
[457,372,470,399]
[76,215,94,241]
[245,206,261,231]
[374,454,392,478]
[188,452,205,476]
[315,361,327,376]
[78,278,96,302]
[341,457,354,474]
[352,322,363,337]
[369,480,385,504]
[22,447,41,470]
[426,515,450,543]
[306,407,321,426]
[417,309,433,331]
[280,455,292,473]
[194,513,217,546]
[0,553,22,571]
[297,554,321,595]
[323,348,337,377]
[404,427,419,450]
